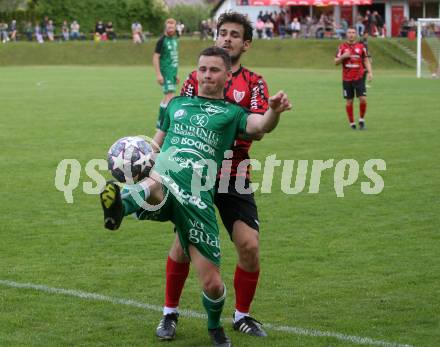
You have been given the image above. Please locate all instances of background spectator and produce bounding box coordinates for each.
[24,21,33,41]
[176,21,184,37]
[106,21,116,41]
[46,20,55,41]
[9,20,17,41]
[264,19,274,39]
[61,20,69,41]
[0,21,8,43]
[356,15,365,36]
[70,20,80,40]
[131,21,143,43]
[35,24,44,43]
[290,17,301,39]
[256,18,264,39]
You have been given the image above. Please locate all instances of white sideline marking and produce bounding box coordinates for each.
[0,279,413,347]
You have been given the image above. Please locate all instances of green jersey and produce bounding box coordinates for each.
[155,35,179,76]
[122,95,248,265]
[157,96,248,198]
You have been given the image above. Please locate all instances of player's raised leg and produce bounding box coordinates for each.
[100,174,163,230]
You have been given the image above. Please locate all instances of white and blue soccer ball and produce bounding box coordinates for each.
[107,136,154,183]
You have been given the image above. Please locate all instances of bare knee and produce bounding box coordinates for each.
[232,221,260,272]
[203,275,224,298]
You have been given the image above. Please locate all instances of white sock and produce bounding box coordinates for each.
[163,306,179,315]
[233,310,249,323]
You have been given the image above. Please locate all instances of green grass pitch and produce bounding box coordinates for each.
[0,66,439,347]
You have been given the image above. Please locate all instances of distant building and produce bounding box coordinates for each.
[213,0,440,37]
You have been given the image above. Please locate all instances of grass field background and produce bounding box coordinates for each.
[0,39,415,69]
[0,64,439,347]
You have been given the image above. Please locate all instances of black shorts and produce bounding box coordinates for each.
[214,178,259,239]
[343,79,366,99]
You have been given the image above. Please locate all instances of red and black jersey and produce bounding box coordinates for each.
[336,42,368,81]
[180,66,269,179]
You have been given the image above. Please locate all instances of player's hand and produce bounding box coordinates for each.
[367,72,373,81]
[341,51,351,59]
[269,91,292,113]
[156,75,164,85]
[176,76,180,85]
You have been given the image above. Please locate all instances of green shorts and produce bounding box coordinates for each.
[127,185,221,266]
[162,74,177,94]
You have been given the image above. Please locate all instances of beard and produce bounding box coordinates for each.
[230,52,242,66]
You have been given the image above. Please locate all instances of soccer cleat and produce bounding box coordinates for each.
[233,315,267,337]
[156,313,179,340]
[100,180,123,230]
[359,120,365,130]
[350,124,357,130]
[208,327,232,347]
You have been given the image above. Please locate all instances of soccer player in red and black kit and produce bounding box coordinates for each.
[154,12,271,341]
[335,27,373,130]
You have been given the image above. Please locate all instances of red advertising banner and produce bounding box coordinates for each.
[391,5,404,37]
[241,0,372,5]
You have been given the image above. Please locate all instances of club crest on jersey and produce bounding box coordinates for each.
[233,89,245,103]
[190,114,209,127]
[174,109,187,120]
[201,102,227,116]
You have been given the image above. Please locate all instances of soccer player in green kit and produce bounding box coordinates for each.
[101,47,291,347]
[153,18,179,128]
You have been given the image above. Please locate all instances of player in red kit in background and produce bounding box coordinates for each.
[335,27,373,130]
[154,12,272,341]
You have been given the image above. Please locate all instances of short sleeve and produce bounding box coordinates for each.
[249,75,269,114]
[158,99,173,132]
[335,45,343,58]
[155,36,164,54]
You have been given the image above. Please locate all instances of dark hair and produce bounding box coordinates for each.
[216,11,253,42]
[199,46,232,71]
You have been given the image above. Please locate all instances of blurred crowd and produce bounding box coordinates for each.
[252,9,386,40]
[3,11,437,43]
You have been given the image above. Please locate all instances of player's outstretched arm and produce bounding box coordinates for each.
[245,91,292,139]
